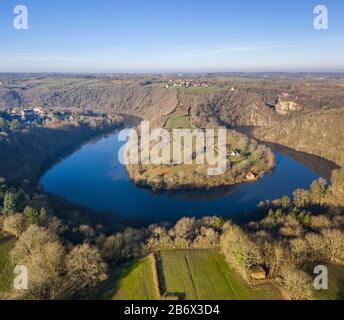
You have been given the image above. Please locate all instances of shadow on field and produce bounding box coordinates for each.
[336,277,344,300]
[155,252,186,300]
[93,259,145,300]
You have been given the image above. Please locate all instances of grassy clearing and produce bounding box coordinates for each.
[145,163,200,176]
[165,114,192,129]
[181,87,218,94]
[313,264,344,300]
[95,256,158,300]
[159,249,282,300]
[0,235,15,293]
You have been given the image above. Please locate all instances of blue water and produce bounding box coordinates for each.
[41,132,321,223]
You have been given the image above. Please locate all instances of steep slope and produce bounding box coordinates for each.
[192,89,277,127]
[253,108,344,166]
[0,81,178,127]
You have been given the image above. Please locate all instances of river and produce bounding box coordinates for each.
[40,131,337,225]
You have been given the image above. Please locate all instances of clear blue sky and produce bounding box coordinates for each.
[0,0,343,73]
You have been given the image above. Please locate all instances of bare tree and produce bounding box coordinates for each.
[310,215,332,231]
[11,225,65,299]
[280,216,304,238]
[65,243,108,294]
[101,235,121,262]
[193,227,220,248]
[321,229,344,264]
[2,213,25,238]
[221,223,262,278]
[280,264,313,300]
[171,217,197,239]
[290,238,308,263]
[262,242,285,277]
[11,225,58,261]
[305,233,325,262]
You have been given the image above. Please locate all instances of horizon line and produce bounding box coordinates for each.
[1,71,344,76]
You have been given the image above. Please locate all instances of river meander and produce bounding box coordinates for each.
[40,131,337,224]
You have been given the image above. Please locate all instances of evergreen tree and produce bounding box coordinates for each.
[302,214,312,228]
[275,208,284,219]
[268,208,275,218]
[0,117,7,129]
[1,192,16,215]
[23,206,39,226]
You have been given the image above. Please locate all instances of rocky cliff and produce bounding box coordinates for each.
[275,95,302,115]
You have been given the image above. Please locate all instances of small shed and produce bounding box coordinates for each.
[250,267,266,280]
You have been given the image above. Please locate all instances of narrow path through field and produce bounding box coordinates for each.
[184,255,199,300]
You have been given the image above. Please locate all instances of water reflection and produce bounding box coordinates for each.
[40,131,337,224]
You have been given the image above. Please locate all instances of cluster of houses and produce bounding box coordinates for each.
[162,79,211,89]
[2,107,73,124]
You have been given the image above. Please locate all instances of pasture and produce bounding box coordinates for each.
[165,113,192,129]
[158,249,282,300]
[95,255,158,300]
[313,264,344,300]
[96,249,344,301]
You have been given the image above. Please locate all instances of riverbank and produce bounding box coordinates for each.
[0,114,124,186]
[235,126,340,180]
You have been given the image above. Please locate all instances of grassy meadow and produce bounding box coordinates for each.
[95,255,158,300]
[181,87,218,94]
[165,113,192,129]
[313,264,344,300]
[0,236,15,294]
[158,249,282,300]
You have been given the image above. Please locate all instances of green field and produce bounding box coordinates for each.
[95,256,158,300]
[313,265,344,300]
[19,77,99,90]
[165,114,192,129]
[181,87,218,94]
[158,249,282,300]
[0,236,15,293]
